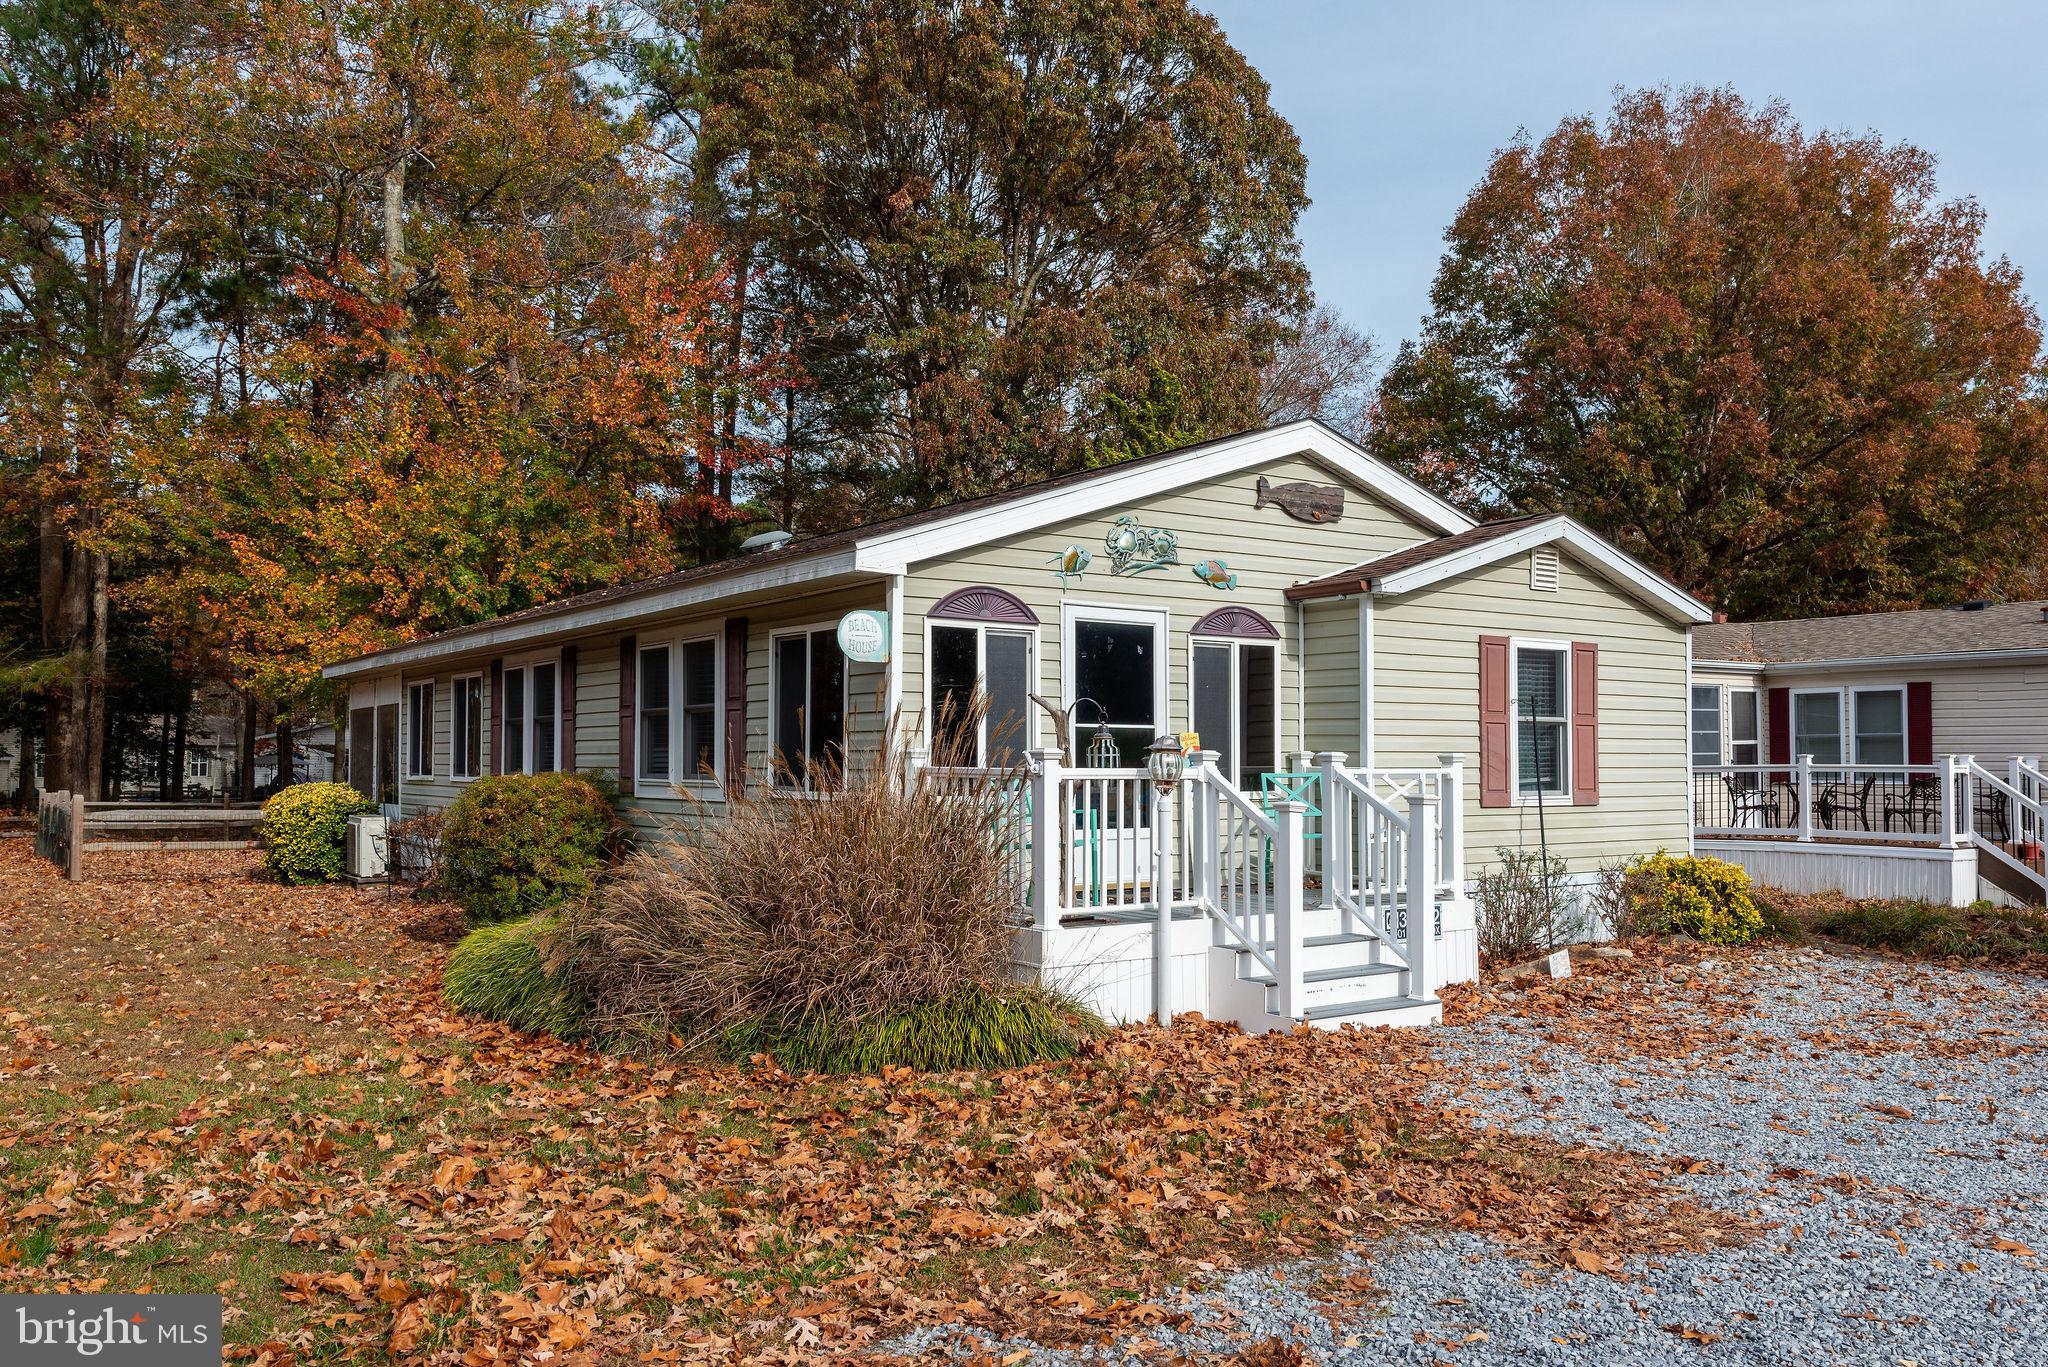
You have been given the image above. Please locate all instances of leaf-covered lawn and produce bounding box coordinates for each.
[0,844,1722,1364]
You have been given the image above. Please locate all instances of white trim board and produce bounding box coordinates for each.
[1370,515,1712,626]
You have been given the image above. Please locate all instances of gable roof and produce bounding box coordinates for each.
[1285,513,1712,625]
[1694,600,2048,666]
[325,420,1473,680]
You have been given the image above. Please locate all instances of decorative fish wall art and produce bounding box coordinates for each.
[1048,545,1092,585]
[1190,558,1238,590]
[1254,475,1345,524]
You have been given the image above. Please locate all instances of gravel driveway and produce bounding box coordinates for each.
[893,946,2048,1364]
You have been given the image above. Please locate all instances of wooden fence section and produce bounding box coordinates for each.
[33,795,263,881]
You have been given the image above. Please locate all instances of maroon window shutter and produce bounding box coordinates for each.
[489,660,505,776]
[1570,641,1599,805]
[1907,681,1933,766]
[1478,635,1510,807]
[1767,685,1790,781]
[618,635,637,787]
[559,645,578,771]
[724,617,748,793]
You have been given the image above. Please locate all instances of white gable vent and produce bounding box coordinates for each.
[1530,546,1560,592]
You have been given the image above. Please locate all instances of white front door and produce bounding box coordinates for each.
[1062,604,1168,898]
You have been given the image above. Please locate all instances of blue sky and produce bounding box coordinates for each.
[1198,1,2048,352]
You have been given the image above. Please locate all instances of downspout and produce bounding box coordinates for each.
[1359,593,1375,768]
[1294,598,1308,755]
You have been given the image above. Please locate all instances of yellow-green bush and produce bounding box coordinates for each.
[259,782,377,884]
[442,914,587,1037]
[1624,851,1764,945]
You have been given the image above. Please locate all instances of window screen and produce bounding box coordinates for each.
[1792,692,1843,766]
[1690,685,1722,767]
[502,668,526,774]
[374,702,399,805]
[530,662,557,772]
[1729,689,1759,767]
[774,635,808,786]
[681,639,719,781]
[1239,644,1277,788]
[1853,689,1905,765]
[408,682,434,777]
[453,677,481,778]
[1192,644,1234,778]
[806,629,845,779]
[931,625,979,762]
[1515,647,1567,795]
[984,632,1031,766]
[638,645,671,781]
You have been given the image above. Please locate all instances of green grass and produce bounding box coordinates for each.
[440,914,587,1037]
[721,983,1102,1074]
[1811,898,2048,961]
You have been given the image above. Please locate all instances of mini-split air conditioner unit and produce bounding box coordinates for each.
[345,813,388,882]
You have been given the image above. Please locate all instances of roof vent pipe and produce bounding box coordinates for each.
[739,528,794,553]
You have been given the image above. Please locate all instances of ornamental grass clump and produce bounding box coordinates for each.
[259,782,376,884]
[556,713,1099,1071]
[1622,851,1764,945]
[442,914,587,1038]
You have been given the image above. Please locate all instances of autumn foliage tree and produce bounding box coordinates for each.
[1370,86,2048,619]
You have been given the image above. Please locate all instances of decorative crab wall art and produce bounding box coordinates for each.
[1103,515,1179,576]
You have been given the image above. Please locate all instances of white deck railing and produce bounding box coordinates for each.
[1692,753,2047,901]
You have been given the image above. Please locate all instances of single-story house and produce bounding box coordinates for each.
[1690,601,2048,906]
[325,421,1711,1027]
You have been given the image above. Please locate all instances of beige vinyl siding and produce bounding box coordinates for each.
[1747,660,2048,762]
[1373,549,1692,872]
[1303,598,1363,759]
[901,452,1436,756]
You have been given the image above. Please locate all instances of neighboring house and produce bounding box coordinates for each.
[1690,601,2048,907]
[254,724,339,791]
[325,421,1710,1027]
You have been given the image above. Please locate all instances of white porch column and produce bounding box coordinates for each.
[1027,748,1062,930]
[1314,751,1347,912]
[1271,799,1308,1020]
[1946,754,1975,848]
[1404,788,1437,1001]
[1436,752,1466,889]
[1796,754,1815,842]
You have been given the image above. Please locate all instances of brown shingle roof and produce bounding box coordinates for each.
[1284,515,1551,602]
[1693,601,2048,664]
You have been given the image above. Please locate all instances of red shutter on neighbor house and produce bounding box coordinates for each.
[1478,634,1510,808]
[1907,681,1934,766]
[560,645,578,771]
[1767,685,1790,780]
[617,635,637,787]
[724,617,748,794]
[489,660,505,776]
[1570,640,1599,805]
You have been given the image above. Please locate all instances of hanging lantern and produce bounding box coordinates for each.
[1146,734,1186,794]
[1085,724,1120,769]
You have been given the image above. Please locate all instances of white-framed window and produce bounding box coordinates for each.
[928,622,1036,767]
[1689,684,1723,767]
[1790,688,1844,767]
[451,674,482,779]
[187,749,212,780]
[1851,686,1907,765]
[406,680,434,778]
[770,626,846,789]
[500,655,561,776]
[1189,635,1279,789]
[636,635,724,792]
[1729,688,1760,767]
[1511,640,1571,800]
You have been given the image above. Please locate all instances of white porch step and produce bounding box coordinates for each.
[1244,960,1408,1012]
[1304,995,1443,1029]
[1241,930,1387,973]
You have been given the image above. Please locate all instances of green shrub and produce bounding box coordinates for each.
[442,915,587,1037]
[1813,899,2048,960]
[1622,851,1764,945]
[259,782,377,884]
[440,772,621,921]
[722,984,1099,1074]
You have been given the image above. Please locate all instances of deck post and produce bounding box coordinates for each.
[68,790,86,881]
[1313,751,1346,911]
[1436,753,1465,889]
[1271,799,1308,1020]
[1795,754,1815,843]
[1404,790,1437,1001]
[1947,754,1975,847]
[1152,780,1178,1027]
[1027,748,1061,931]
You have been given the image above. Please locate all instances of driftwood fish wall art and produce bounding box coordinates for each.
[1254,475,1345,524]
